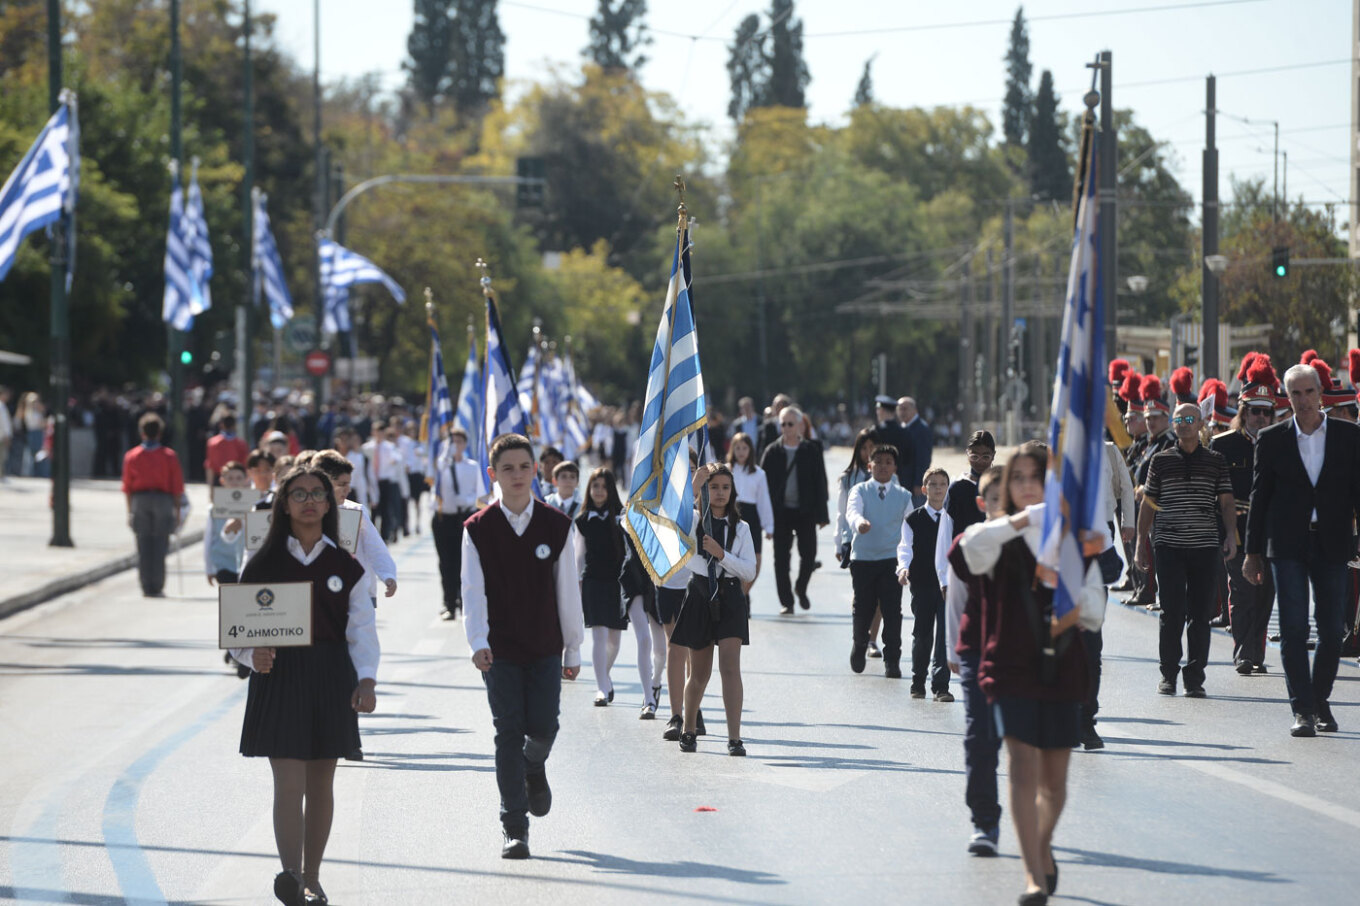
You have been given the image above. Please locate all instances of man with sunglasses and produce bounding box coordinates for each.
[1135,404,1237,698]
[760,405,830,614]
[1210,367,1278,676]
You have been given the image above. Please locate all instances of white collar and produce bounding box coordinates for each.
[502,496,535,522]
[287,534,336,565]
[924,504,943,518]
[1293,415,1327,438]
[871,479,893,492]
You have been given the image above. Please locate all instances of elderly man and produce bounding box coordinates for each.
[1245,363,1360,737]
[897,396,933,506]
[1135,403,1236,698]
[874,396,913,489]
[760,405,829,614]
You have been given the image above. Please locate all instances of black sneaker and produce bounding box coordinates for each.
[1081,728,1105,750]
[1252,663,1269,674]
[727,738,746,756]
[525,766,551,817]
[1157,679,1175,695]
[779,605,794,615]
[910,685,926,700]
[867,640,883,658]
[1235,660,1254,675]
[884,661,902,679]
[797,591,812,610]
[663,715,683,741]
[1185,686,1207,699]
[850,644,867,674]
[501,832,530,859]
[679,732,698,753]
[1316,702,1339,733]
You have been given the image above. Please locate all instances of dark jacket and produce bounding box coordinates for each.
[759,438,829,525]
[874,419,915,486]
[1245,417,1360,563]
[904,417,933,489]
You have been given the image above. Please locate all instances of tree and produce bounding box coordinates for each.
[585,0,651,73]
[853,56,874,108]
[406,0,455,109]
[1002,5,1031,147]
[727,14,766,122]
[448,0,504,117]
[766,0,809,109]
[1028,70,1070,201]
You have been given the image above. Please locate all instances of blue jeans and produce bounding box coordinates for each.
[1271,555,1348,716]
[483,654,562,836]
[958,651,1001,831]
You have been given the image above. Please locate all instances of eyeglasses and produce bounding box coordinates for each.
[1245,408,1272,417]
[780,421,798,427]
[287,488,330,503]
[1171,416,1198,425]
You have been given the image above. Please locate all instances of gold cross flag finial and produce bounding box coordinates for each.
[476,258,494,297]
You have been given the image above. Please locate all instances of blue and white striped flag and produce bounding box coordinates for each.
[561,347,588,460]
[0,93,78,285]
[623,226,707,584]
[185,161,212,315]
[318,238,405,334]
[162,162,212,329]
[425,316,455,501]
[483,288,529,454]
[252,188,293,329]
[516,343,539,439]
[1037,124,1109,622]
[454,331,484,478]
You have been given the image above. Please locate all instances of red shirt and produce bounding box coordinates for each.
[205,433,249,481]
[122,444,186,497]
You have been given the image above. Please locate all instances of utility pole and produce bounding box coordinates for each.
[1001,201,1016,444]
[1091,50,1118,360]
[755,182,769,404]
[238,0,254,415]
[1202,75,1219,380]
[960,258,974,435]
[984,249,997,423]
[311,0,324,398]
[47,0,72,547]
[168,0,186,471]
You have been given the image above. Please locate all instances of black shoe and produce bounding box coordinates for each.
[1252,663,1269,674]
[440,609,457,621]
[344,748,364,761]
[302,884,328,906]
[885,661,902,679]
[594,691,610,706]
[910,685,926,699]
[1208,615,1230,628]
[1144,601,1161,612]
[867,640,882,658]
[652,684,662,704]
[1235,660,1254,676]
[1046,848,1058,893]
[727,738,746,756]
[1157,679,1175,695]
[797,591,811,610]
[526,766,551,816]
[1316,702,1338,733]
[236,663,251,680]
[1081,728,1105,750]
[640,703,657,720]
[501,832,530,859]
[1185,686,1207,699]
[1017,892,1048,906]
[274,870,304,906]
[933,690,955,702]
[850,644,867,674]
[663,715,682,741]
[1291,713,1317,737]
[679,732,698,752]
[696,711,707,736]
[779,605,794,615]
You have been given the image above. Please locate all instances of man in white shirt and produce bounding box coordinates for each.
[364,420,402,543]
[463,434,583,860]
[432,427,485,620]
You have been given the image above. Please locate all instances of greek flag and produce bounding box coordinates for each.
[0,93,79,285]
[516,343,539,438]
[483,288,529,450]
[454,332,484,475]
[623,226,707,584]
[561,347,588,460]
[1037,124,1109,622]
[252,188,293,329]
[162,162,212,330]
[425,317,455,500]
[318,238,405,334]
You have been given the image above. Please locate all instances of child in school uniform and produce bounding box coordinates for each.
[846,444,915,679]
[898,467,954,702]
[574,466,629,706]
[207,461,250,585]
[228,466,378,906]
[621,528,667,719]
[545,461,583,518]
[463,434,584,860]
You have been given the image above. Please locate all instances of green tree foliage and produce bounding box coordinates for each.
[853,56,874,109]
[726,2,809,123]
[448,0,504,118]
[1027,70,1070,202]
[1002,5,1031,148]
[766,0,809,109]
[406,0,455,109]
[585,0,651,73]
[726,14,766,122]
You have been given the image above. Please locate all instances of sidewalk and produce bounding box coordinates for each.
[0,476,205,620]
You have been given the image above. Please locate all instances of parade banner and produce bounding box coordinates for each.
[337,507,361,555]
[219,582,312,649]
[211,486,263,518]
[244,509,271,551]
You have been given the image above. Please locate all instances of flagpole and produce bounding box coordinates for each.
[167,0,187,473]
[238,0,254,418]
[422,287,437,447]
[46,0,72,547]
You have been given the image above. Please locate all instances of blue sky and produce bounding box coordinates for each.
[254,0,1352,218]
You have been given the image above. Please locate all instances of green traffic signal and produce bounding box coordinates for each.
[180,350,193,365]
[1275,265,1286,277]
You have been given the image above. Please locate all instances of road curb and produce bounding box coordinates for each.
[0,530,205,621]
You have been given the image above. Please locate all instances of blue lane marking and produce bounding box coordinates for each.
[10,788,73,903]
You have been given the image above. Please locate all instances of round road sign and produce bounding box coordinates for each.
[304,349,331,377]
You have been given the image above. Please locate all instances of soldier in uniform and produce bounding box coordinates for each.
[1119,372,1147,470]
[1210,355,1278,674]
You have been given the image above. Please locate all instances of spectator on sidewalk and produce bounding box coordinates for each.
[121,413,185,598]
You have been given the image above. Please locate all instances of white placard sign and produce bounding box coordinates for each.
[337,507,361,554]
[244,508,272,551]
[211,486,263,518]
[219,581,313,649]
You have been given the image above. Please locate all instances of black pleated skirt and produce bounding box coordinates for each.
[240,641,360,760]
[582,576,628,629]
[738,502,763,555]
[671,575,750,650]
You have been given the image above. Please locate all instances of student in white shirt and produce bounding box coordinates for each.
[725,432,774,597]
[431,427,485,620]
[545,461,583,517]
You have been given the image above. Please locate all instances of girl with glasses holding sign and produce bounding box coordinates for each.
[228,467,379,906]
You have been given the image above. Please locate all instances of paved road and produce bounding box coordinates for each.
[1,449,1358,905]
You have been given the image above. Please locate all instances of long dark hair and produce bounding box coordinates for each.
[843,427,879,476]
[698,462,743,535]
[726,431,758,474]
[1001,442,1048,516]
[254,467,340,566]
[579,466,622,523]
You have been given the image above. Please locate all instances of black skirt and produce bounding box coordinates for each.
[738,502,763,556]
[992,695,1082,750]
[240,641,360,760]
[582,576,628,629]
[670,574,750,650]
[656,586,686,625]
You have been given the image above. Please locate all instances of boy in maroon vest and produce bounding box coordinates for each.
[463,434,584,859]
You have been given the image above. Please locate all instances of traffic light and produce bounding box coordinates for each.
[870,356,881,388]
[1271,246,1289,278]
[1185,345,1199,369]
[180,350,193,366]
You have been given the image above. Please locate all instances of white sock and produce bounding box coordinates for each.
[628,597,653,705]
[592,626,613,694]
[650,616,668,689]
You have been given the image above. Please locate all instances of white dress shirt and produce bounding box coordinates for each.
[341,499,396,597]
[897,504,943,576]
[1294,416,1326,521]
[230,535,380,681]
[685,514,758,582]
[344,449,371,506]
[731,465,774,535]
[944,561,968,668]
[460,498,586,667]
[436,454,485,512]
[546,489,583,519]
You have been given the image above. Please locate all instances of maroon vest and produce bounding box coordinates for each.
[240,541,366,643]
[465,502,572,663]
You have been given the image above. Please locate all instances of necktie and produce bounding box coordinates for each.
[450,459,460,496]
[879,486,886,500]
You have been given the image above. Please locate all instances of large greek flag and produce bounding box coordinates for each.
[1037,125,1109,622]
[0,94,79,284]
[454,332,484,474]
[516,343,539,438]
[318,238,405,334]
[483,289,528,453]
[252,188,293,329]
[425,317,455,500]
[623,227,707,584]
[561,347,588,460]
[163,162,212,330]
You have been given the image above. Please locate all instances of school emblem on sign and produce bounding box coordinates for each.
[535,544,551,560]
[256,588,275,609]
[327,575,344,593]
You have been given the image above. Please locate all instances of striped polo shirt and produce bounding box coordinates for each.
[1143,442,1233,549]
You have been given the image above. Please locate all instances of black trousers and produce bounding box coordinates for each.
[130,492,175,595]
[377,479,401,542]
[1226,533,1275,667]
[772,506,819,607]
[1154,544,1219,688]
[432,511,472,612]
[1081,628,1102,731]
[910,587,949,692]
[850,559,903,662]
